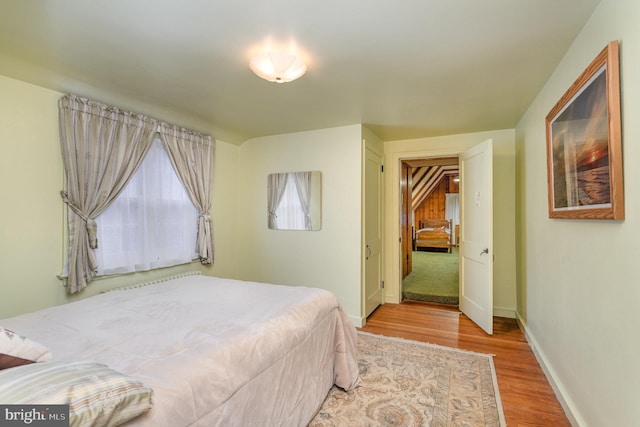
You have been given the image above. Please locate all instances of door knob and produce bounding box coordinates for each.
[480,248,489,256]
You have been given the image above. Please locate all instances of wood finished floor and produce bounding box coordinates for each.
[358,301,570,427]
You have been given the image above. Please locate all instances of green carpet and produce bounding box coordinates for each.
[402,248,459,304]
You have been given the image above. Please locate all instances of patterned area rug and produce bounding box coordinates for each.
[309,332,505,427]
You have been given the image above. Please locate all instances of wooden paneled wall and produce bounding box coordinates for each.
[414,175,458,226]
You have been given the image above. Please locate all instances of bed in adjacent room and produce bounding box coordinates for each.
[414,219,453,253]
[0,273,361,426]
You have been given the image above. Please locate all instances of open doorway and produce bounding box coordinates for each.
[400,157,460,305]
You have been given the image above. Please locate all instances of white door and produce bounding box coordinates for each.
[459,139,494,334]
[364,147,383,317]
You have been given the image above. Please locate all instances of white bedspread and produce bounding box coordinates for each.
[1,275,361,426]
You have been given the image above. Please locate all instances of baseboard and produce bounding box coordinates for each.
[385,294,401,304]
[493,306,516,318]
[349,315,365,328]
[515,312,584,427]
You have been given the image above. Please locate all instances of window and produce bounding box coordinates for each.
[94,138,198,275]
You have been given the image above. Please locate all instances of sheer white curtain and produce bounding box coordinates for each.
[275,174,306,230]
[95,138,198,275]
[445,193,460,245]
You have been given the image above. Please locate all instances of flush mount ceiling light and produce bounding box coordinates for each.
[250,51,307,83]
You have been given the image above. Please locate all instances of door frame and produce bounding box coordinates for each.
[386,147,471,304]
[400,161,412,278]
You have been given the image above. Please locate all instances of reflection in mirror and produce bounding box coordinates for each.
[268,171,321,231]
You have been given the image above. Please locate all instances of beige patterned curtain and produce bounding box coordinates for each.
[59,94,157,293]
[158,124,215,264]
[267,173,289,229]
[292,171,312,230]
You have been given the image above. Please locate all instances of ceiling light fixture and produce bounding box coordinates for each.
[250,51,307,83]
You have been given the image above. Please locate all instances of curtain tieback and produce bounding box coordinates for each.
[197,212,213,265]
[60,191,99,249]
[198,212,211,222]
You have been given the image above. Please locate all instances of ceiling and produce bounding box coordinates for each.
[0,0,601,145]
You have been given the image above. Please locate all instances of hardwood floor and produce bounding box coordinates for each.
[359,301,570,427]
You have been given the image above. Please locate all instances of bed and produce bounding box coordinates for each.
[414,219,453,253]
[0,273,361,426]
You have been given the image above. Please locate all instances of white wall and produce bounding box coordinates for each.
[237,125,364,323]
[383,129,517,317]
[0,75,240,318]
[515,0,640,424]
[0,76,64,316]
[210,139,241,279]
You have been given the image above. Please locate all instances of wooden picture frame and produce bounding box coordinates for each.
[545,41,623,219]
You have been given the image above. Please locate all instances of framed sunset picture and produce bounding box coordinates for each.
[545,41,624,220]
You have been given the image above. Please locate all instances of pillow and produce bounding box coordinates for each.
[0,326,52,369]
[0,361,154,427]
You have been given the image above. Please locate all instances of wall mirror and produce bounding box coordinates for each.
[267,171,321,231]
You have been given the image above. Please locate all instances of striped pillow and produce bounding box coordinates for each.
[0,361,153,427]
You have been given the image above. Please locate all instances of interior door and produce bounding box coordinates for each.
[459,139,494,334]
[364,147,384,317]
